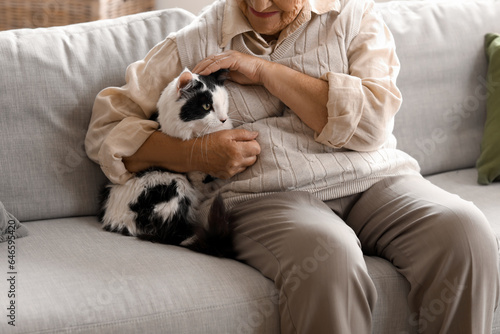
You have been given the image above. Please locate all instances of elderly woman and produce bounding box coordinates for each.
[85,0,499,333]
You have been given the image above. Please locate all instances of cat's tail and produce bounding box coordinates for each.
[186,193,236,258]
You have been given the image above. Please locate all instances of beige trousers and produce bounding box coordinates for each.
[229,175,500,334]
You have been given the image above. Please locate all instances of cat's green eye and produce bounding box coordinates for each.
[202,103,211,111]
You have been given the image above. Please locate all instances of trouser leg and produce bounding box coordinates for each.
[347,175,500,334]
[229,191,377,334]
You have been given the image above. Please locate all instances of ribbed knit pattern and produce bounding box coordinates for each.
[175,0,420,215]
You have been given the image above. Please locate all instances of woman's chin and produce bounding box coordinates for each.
[250,22,282,38]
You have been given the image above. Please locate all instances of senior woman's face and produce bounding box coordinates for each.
[237,0,307,37]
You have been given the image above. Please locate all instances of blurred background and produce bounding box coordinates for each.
[0,0,216,31]
[156,0,214,14]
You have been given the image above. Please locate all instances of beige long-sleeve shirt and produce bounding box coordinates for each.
[85,0,410,186]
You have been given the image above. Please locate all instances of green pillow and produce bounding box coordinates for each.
[477,33,500,185]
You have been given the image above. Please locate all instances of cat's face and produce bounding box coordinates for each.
[157,69,233,141]
[178,70,231,135]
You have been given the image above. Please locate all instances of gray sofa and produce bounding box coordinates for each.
[1,1,499,333]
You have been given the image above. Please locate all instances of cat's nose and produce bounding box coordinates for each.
[220,118,227,123]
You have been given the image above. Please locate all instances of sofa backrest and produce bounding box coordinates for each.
[0,9,195,222]
[377,0,500,176]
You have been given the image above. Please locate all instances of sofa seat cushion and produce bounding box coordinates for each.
[0,215,416,334]
[425,168,500,233]
[0,216,434,334]
[0,207,496,334]
[4,217,280,334]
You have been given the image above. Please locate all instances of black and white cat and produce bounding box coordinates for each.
[99,68,235,257]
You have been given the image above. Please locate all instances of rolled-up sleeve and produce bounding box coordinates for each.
[85,36,183,184]
[315,1,402,151]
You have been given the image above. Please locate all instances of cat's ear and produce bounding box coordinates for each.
[211,69,229,85]
[177,69,194,92]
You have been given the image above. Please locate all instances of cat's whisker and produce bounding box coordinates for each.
[195,135,208,168]
[204,125,215,164]
[197,123,212,165]
[189,136,201,165]
[201,142,208,167]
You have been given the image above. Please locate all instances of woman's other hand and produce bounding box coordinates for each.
[193,50,269,86]
[124,128,260,180]
[193,128,261,179]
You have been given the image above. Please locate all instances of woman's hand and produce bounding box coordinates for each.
[193,50,270,86]
[124,129,260,180]
[191,129,261,179]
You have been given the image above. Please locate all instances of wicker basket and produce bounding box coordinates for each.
[0,0,155,31]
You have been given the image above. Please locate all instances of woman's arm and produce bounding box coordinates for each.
[192,51,329,134]
[85,36,181,184]
[123,129,261,180]
[262,62,330,134]
[193,3,401,152]
[86,35,261,184]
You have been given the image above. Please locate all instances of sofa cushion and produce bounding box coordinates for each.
[425,168,500,229]
[477,33,500,185]
[0,9,195,222]
[3,217,279,334]
[0,215,421,334]
[376,0,500,176]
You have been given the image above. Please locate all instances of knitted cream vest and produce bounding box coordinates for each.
[175,0,420,212]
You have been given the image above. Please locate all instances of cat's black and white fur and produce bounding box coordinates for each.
[99,68,235,257]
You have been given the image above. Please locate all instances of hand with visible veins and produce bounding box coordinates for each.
[124,127,261,179]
